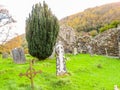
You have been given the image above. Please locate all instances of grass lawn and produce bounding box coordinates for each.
[0,54,120,90]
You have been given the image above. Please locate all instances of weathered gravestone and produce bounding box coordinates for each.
[105,48,108,56]
[118,36,120,58]
[12,48,26,64]
[49,47,55,59]
[87,45,93,56]
[19,60,42,90]
[55,41,67,76]
[73,47,77,55]
[114,85,119,90]
[2,52,9,59]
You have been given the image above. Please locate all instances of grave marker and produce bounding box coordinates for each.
[87,45,93,56]
[12,48,26,64]
[118,36,120,58]
[55,41,67,76]
[105,48,108,56]
[73,47,77,55]
[2,52,9,59]
[19,60,42,90]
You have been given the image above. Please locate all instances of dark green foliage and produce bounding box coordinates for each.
[26,1,59,60]
[100,20,120,33]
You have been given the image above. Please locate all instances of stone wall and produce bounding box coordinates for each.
[57,25,120,56]
[89,27,120,56]
[76,35,92,53]
[57,25,76,53]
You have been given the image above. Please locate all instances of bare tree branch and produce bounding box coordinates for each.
[0,5,17,52]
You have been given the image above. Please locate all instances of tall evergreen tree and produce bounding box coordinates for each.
[26,1,59,60]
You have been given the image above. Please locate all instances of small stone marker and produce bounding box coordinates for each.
[2,52,9,59]
[105,48,108,56]
[87,45,93,56]
[49,47,55,59]
[114,85,119,90]
[55,41,67,76]
[73,47,77,55]
[12,47,26,64]
[19,60,42,90]
[118,36,120,58]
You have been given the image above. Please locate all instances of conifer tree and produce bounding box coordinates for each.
[26,1,59,60]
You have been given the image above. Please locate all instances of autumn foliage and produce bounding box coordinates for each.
[0,35,22,53]
[60,2,120,33]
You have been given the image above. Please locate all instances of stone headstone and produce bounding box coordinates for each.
[49,47,55,59]
[114,85,119,90]
[19,60,42,90]
[118,35,120,58]
[87,45,93,56]
[12,48,26,64]
[73,47,77,55]
[105,48,108,56]
[2,52,9,59]
[55,41,67,76]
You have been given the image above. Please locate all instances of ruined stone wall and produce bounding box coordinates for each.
[89,27,120,56]
[74,27,120,56]
[57,25,120,56]
[76,35,92,53]
[57,25,76,53]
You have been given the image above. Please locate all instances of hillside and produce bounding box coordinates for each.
[60,2,120,33]
[2,2,120,54]
[0,34,28,53]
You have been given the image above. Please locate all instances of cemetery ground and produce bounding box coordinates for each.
[0,54,120,90]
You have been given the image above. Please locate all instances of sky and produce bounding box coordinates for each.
[0,0,120,34]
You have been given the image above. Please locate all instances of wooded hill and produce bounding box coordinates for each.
[1,2,120,53]
[60,2,120,33]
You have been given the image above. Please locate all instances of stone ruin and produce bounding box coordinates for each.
[89,27,120,56]
[75,34,92,54]
[57,25,76,53]
[74,27,120,57]
[58,24,120,57]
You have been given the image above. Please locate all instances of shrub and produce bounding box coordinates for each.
[100,20,120,33]
[26,1,59,60]
[89,30,98,37]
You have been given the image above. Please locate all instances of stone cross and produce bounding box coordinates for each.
[12,47,26,64]
[19,60,42,90]
[55,41,67,76]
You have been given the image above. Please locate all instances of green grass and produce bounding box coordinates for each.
[0,54,120,90]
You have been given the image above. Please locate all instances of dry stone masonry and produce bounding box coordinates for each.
[89,27,120,56]
[57,25,120,57]
[57,25,76,53]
